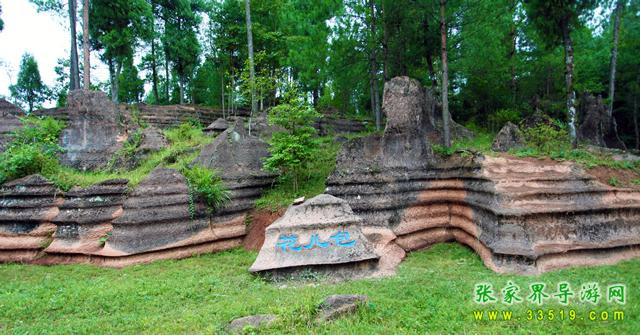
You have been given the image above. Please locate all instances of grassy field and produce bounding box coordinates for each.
[1,243,638,334]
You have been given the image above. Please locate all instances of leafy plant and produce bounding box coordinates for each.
[0,117,65,184]
[522,121,570,155]
[608,176,620,187]
[263,86,322,192]
[181,165,230,216]
[488,109,521,132]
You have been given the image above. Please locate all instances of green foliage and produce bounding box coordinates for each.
[487,109,521,132]
[9,53,50,112]
[2,244,640,334]
[118,57,145,103]
[521,121,571,155]
[0,117,65,184]
[181,165,230,215]
[264,87,322,192]
[608,176,620,187]
[256,137,339,211]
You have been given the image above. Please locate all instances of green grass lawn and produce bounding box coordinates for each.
[1,243,638,334]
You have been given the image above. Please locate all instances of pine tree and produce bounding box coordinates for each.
[10,54,49,113]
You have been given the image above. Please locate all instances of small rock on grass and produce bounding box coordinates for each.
[316,294,368,323]
[226,314,277,333]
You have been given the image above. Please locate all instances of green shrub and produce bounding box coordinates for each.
[522,120,570,155]
[0,117,65,184]
[488,109,521,131]
[181,165,230,216]
[165,122,205,145]
[264,86,322,192]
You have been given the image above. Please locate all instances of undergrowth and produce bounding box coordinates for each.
[256,136,340,212]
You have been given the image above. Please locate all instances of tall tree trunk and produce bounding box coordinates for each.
[68,0,80,91]
[607,0,626,150]
[150,2,159,103]
[509,0,517,106]
[634,90,639,150]
[423,16,437,89]
[608,0,623,119]
[440,0,451,147]
[561,18,577,147]
[635,73,640,150]
[82,0,90,89]
[369,0,381,131]
[245,0,257,135]
[179,77,184,105]
[381,0,389,82]
[221,71,225,118]
[164,58,170,102]
[151,38,159,103]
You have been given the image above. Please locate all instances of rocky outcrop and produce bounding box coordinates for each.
[0,99,23,152]
[193,120,276,221]
[577,93,626,149]
[98,168,244,263]
[0,169,246,267]
[0,175,62,262]
[59,90,123,171]
[45,179,128,255]
[204,118,229,135]
[491,121,525,152]
[314,117,367,136]
[250,195,404,279]
[326,76,640,275]
[122,104,249,129]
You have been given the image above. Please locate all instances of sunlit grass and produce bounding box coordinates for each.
[0,243,637,334]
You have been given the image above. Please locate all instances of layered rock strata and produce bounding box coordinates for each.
[193,120,277,224]
[326,76,640,275]
[0,175,62,262]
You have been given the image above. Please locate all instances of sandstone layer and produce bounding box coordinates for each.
[326,76,640,275]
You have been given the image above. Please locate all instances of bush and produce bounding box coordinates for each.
[264,86,322,192]
[488,109,521,132]
[0,117,65,184]
[522,120,570,155]
[180,165,230,216]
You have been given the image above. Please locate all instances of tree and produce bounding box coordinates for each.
[264,86,322,193]
[90,0,151,102]
[440,0,451,147]
[525,0,597,146]
[118,57,145,103]
[368,0,381,130]
[607,0,624,145]
[29,0,80,90]
[245,0,257,131]
[161,0,202,104]
[10,54,49,112]
[83,0,90,89]
[0,4,4,32]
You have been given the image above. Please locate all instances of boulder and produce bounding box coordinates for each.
[250,194,404,279]
[491,121,525,152]
[227,314,276,333]
[204,118,228,135]
[316,295,368,323]
[59,90,123,171]
[577,93,626,149]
